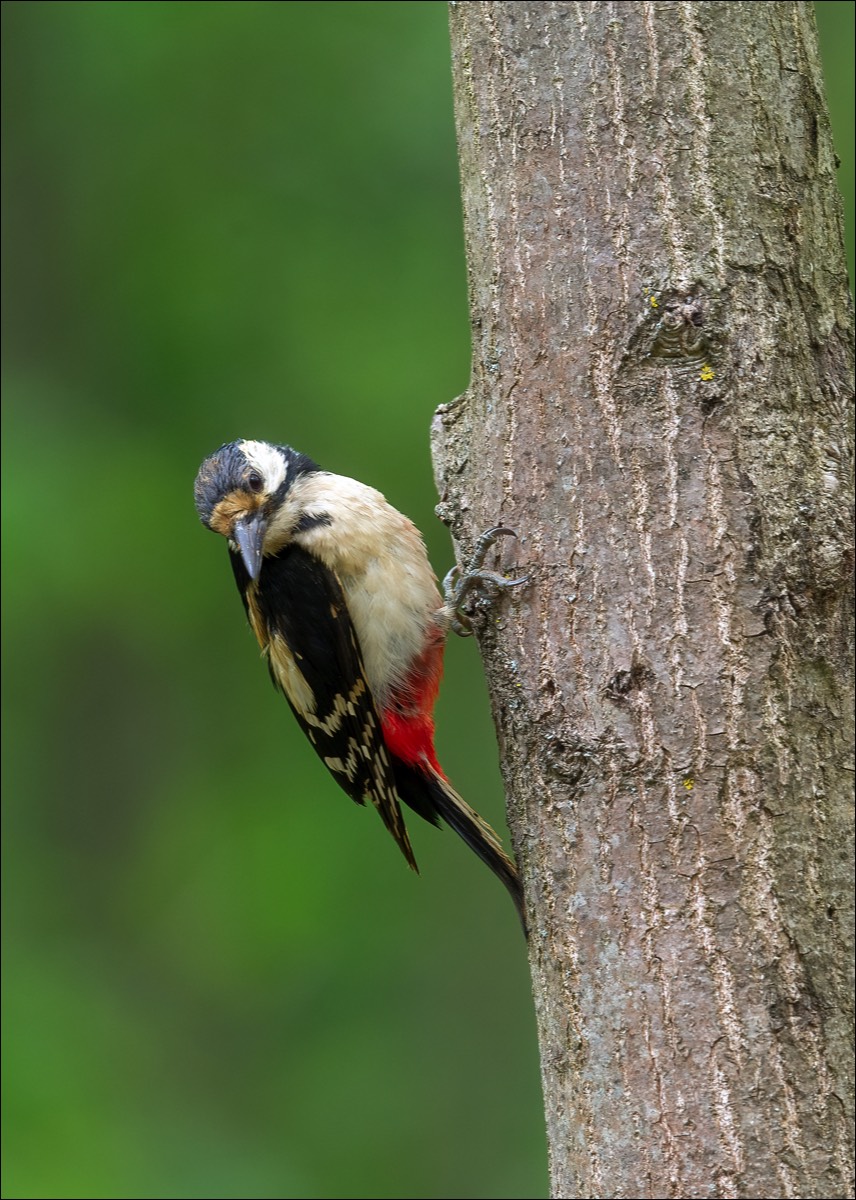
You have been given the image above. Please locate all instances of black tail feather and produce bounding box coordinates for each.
[393,759,527,934]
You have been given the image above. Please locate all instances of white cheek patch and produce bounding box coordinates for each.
[239,439,288,493]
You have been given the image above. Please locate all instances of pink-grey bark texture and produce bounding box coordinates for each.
[434,3,854,1197]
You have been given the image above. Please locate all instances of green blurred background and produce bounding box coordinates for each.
[2,4,852,1198]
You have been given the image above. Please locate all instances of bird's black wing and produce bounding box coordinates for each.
[229,544,417,870]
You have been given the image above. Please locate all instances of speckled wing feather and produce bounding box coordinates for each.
[229,543,418,871]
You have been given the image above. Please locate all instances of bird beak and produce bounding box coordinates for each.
[234,512,267,580]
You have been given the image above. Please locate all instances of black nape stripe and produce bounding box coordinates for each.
[275,445,320,479]
[270,445,321,509]
[295,511,333,534]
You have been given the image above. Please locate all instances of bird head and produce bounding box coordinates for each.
[193,439,319,579]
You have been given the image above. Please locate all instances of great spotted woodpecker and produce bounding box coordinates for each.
[194,439,526,928]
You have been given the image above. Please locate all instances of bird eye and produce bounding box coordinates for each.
[247,471,264,493]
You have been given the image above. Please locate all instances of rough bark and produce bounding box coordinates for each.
[434,3,854,1198]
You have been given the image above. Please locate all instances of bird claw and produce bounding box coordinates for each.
[443,526,528,636]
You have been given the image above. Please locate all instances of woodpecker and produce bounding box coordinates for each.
[194,439,526,928]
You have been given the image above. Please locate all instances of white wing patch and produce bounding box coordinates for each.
[266,631,316,715]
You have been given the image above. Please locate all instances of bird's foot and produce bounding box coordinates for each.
[442,526,528,637]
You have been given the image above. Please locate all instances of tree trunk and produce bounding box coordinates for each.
[434,3,854,1197]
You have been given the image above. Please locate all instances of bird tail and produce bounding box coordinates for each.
[394,758,526,933]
